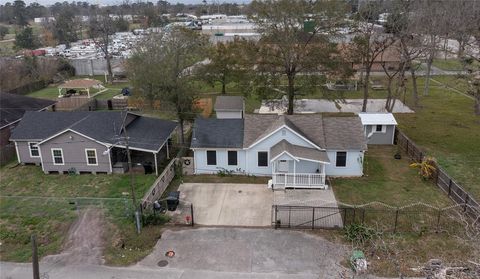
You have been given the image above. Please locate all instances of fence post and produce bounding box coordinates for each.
[190,203,194,226]
[288,206,291,228]
[352,207,356,223]
[394,209,399,233]
[274,205,278,229]
[448,179,453,196]
[406,140,409,155]
[343,208,347,226]
[312,207,315,230]
[361,209,366,224]
[436,210,441,232]
[464,195,469,212]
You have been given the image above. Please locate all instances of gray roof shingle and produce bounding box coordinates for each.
[270,140,330,163]
[191,117,244,148]
[0,92,56,129]
[214,96,244,111]
[193,114,366,150]
[11,111,177,152]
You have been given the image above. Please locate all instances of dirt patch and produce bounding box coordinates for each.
[42,207,106,266]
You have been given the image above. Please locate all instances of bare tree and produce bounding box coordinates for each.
[410,0,448,96]
[127,27,209,143]
[89,9,116,83]
[249,0,347,115]
[351,1,396,112]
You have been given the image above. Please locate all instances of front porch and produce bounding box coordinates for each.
[269,140,330,190]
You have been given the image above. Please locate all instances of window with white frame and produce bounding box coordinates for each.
[51,148,64,165]
[85,149,97,165]
[258,151,268,167]
[206,150,217,165]
[335,151,347,167]
[29,142,39,157]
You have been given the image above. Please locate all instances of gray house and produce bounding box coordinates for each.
[214,96,245,119]
[358,113,397,145]
[191,114,367,189]
[10,111,177,175]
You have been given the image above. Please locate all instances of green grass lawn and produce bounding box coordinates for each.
[333,146,452,207]
[432,58,465,71]
[395,77,480,200]
[0,163,157,262]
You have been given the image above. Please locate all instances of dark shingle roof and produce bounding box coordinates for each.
[214,96,244,111]
[193,114,366,150]
[11,111,177,152]
[0,93,56,129]
[191,117,244,148]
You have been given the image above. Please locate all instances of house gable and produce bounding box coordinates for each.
[247,125,321,151]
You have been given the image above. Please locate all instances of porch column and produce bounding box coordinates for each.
[154,152,158,176]
[58,88,62,97]
[322,164,326,185]
[293,160,296,186]
[87,87,90,98]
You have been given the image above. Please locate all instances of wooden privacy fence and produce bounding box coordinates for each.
[0,144,16,166]
[395,128,480,214]
[141,158,177,211]
[55,97,96,111]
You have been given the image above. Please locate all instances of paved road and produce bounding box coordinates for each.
[1,228,352,279]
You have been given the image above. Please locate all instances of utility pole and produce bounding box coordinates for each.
[121,113,141,234]
[31,235,40,279]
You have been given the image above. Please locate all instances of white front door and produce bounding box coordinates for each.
[277,160,289,172]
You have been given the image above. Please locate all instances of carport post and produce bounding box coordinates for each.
[154,152,158,176]
[312,207,315,230]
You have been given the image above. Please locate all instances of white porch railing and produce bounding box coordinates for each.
[272,173,327,189]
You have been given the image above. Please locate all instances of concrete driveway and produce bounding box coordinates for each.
[179,183,273,226]
[138,228,349,277]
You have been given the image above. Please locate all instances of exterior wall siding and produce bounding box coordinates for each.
[325,150,364,176]
[15,141,42,164]
[193,127,365,177]
[194,149,246,174]
[365,125,395,145]
[215,110,243,119]
[39,131,111,173]
[245,127,316,176]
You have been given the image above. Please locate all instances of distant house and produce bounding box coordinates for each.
[214,96,245,119]
[358,113,397,145]
[191,114,367,189]
[10,111,177,175]
[0,93,56,164]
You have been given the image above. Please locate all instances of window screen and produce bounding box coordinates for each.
[206,150,217,165]
[336,152,347,167]
[227,151,237,166]
[258,151,268,167]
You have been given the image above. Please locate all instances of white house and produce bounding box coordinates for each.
[191,114,367,189]
[358,113,397,145]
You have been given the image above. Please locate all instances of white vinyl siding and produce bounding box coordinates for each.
[85,149,98,166]
[51,148,64,165]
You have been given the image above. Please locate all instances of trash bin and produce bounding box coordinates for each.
[166,191,180,211]
[143,162,153,174]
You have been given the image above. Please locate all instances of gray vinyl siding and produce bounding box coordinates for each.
[215,110,243,119]
[40,131,111,173]
[365,125,395,145]
[15,141,42,164]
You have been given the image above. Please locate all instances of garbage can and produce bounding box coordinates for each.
[143,162,153,174]
[166,191,180,211]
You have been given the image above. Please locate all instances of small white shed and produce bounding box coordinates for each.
[358,113,397,145]
[214,96,244,119]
